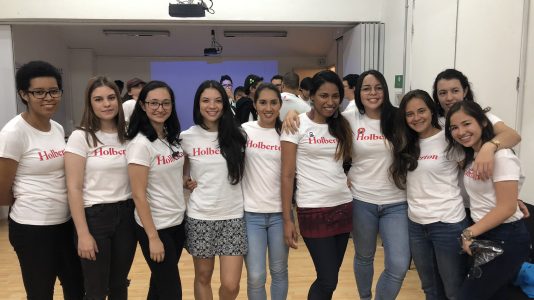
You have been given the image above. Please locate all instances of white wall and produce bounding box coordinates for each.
[0,25,17,217]
[519,1,534,201]
[68,49,96,127]
[0,0,382,23]
[11,26,73,132]
[380,0,407,105]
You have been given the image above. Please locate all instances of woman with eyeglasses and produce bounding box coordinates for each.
[180,80,247,300]
[64,76,136,299]
[126,81,187,299]
[0,60,84,299]
[281,70,353,300]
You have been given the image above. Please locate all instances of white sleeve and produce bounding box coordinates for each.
[0,129,25,162]
[126,139,152,167]
[65,130,90,158]
[493,150,521,183]
[280,130,300,144]
[485,112,502,125]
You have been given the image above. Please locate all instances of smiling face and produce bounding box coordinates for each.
[405,97,435,138]
[310,81,340,123]
[449,109,484,151]
[91,86,119,122]
[141,87,172,128]
[436,79,468,114]
[20,76,61,120]
[199,87,224,130]
[254,88,281,128]
[359,74,384,115]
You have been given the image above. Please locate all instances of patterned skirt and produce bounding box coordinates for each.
[185,216,248,258]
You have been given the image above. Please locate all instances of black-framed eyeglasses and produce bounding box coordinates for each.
[26,89,62,99]
[144,101,172,110]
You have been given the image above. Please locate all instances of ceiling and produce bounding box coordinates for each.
[48,24,351,58]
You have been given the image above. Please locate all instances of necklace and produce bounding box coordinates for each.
[158,138,181,159]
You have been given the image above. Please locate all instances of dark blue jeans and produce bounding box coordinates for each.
[9,218,84,300]
[459,220,530,300]
[409,218,469,300]
[136,222,186,300]
[79,199,137,300]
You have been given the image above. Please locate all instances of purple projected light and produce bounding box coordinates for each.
[151,60,278,130]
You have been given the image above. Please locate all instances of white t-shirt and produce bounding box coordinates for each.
[0,114,70,225]
[242,121,282,213]
[122,99,136,123]
[279,92,311,120]
[343,100,356,112]
[65,130,131,207]
[406,130,466,224]
[439,111,501,127]
[280,113,352,208]
[180,125,244,220]
[464,149,524,223]
[126,134,186,230]
[342,111,406,204]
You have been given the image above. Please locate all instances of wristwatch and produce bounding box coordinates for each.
[489,139,501,150]
[461,229,474,241]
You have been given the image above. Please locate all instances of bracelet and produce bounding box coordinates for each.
[461,229,474,242]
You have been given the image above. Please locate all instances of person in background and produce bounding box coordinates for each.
[0,60,84,299]
[281,70,353,300]
[65,76,136,300]
[445,101,530,299]
[242,83,289,300]
[181,80,248,300]
[234,86,246,102]
[122,77,147,123]
[342,74,359,112]
[299,77,313,106]
[126,81,187,299]
[220,74,236,114]
[115,80,124,96]
[235,74,263,124]
[271,75,283,92]
[279,72,310,120]
[390,89,468,299]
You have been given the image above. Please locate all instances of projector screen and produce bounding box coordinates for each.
[151,60,278,130]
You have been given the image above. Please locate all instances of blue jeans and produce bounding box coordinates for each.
[409,219,469,300]
[459,220,530,300]
[352,199,411,300]
[244,212,289,300]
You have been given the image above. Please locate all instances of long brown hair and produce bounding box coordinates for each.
[79,76,126,147]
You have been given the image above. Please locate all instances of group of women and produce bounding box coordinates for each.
[0,60,528,300]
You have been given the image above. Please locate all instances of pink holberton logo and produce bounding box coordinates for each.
[418,154,438,160]
[308,136,337,144]
[355,128,384,141]
[247,140,280,151]
[156,152,184,165]
[93,147,126,157]
[37,149,65,161]
[192,147,221,156]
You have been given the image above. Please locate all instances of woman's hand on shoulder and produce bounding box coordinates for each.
[282,110,300,134]
[472,142,496,180]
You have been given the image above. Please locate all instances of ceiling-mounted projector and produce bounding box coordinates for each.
[204,29,223,56]
[169,1,208,17]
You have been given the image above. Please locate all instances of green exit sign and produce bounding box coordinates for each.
[394,75,403,89]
